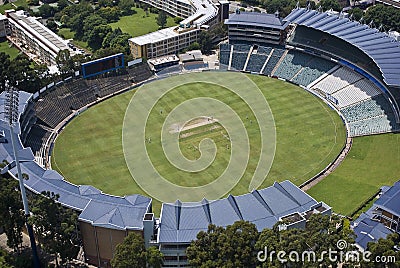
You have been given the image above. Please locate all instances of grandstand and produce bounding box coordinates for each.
[220,41,399,136]
[219,6,400,137]
[262,46,286,76]
[229,44,251,71]
[245,45,272,73]
[24,64,153,163]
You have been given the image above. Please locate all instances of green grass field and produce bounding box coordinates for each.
[109,7,176,37]
[307,133,400,216]
[0,0,27,14]
[51,73,346,213]
[57,28,89,51]
[0,39,20,59]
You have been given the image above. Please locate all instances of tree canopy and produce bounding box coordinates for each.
[111,232,163,268]
[29,191,80,267]
[187,215,358,268]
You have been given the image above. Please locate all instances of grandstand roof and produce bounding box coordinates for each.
[284,8,400,87]
[0,91,152,231]
[374,180,400,217]
[158,180,324,243]
[353,218,392,250]
[225,11,290,30]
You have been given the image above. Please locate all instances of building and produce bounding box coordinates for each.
[129,27,200,59]
[225,11,290,45]
[374,0,400,9]
[0,90,153,268]
[0,14,10,37]
[155,180,331,267]
[352,181,400,251]
[129,0,229,59]
[5,10,75,65]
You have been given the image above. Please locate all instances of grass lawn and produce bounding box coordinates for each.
[0,39,20,59]
[0,0,28,13]
[307,133,400,216]
[57,28,90,51]
[51,73,345,214]
[109,7,176,37]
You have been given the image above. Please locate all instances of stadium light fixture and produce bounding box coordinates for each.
[4,85,41,268]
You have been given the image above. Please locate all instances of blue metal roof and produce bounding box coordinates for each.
[225,12,290,30]
[285,8,400,86]
[353,218,392,250]
[158,181,322,244]
[374,180,400,218]
[0,91,152,231]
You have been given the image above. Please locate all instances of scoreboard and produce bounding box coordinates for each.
[82,53,125,79]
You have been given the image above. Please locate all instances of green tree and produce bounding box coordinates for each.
[156,11,167,28]
[37,4,56,18]
[57,0,69,11]
[348,7,363,21]
[220,221,259,267]
[29,191,80,267]
[118,0,135,15]
[361,233,400,268]
[147,246,164,268]
[56,49,74,77]
[46,19,58,32]
[0,176,25,253]
[255,214,356,268]
[364,4,400,32]
[318,0,341,12]
[187,224,226,267]
[111,232,147,268]
[97,6,120,23]
[198,31,213,55]
[7,55,46,93]
[0,52,11,92]
[187,221,259,268]
[87,24,112,50]
[174,16,183,24]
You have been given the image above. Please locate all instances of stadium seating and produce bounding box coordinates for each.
[348,115,397,136]
[262,47,286,76]
[219,43,231,68]
[332,79,381,108]
[245,46,272,73]
[24,124,52,156]
[230,44,251,71]
[274,50,313,80]
[340,95,393,123]
[292,56,337,86]
[183,61,208,71]
[127,64,153,83]
[313,67,364,94]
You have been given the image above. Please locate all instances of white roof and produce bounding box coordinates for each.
[130,27,185,46]
[7,10,71,54]
[129,0,219,46]
[181,0,219,26]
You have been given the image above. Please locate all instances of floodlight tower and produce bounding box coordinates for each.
[5,85,41,268]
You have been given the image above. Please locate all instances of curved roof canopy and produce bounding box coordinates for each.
[284,8,400,87]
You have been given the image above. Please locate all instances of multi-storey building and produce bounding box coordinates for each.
[0,14,11,37]
[5,10,75,65]
[353,180,400,250]
[129,0,229,59]
[224,11,290,45]
[155,181,331,267]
